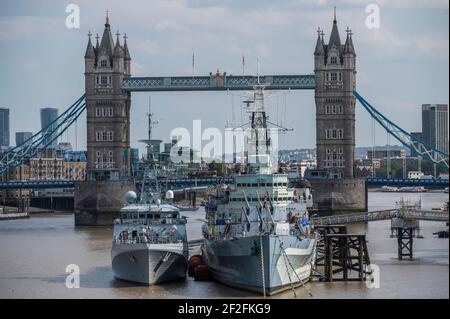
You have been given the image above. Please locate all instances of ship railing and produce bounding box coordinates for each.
[120,218,187,225]
[114,235,185,245]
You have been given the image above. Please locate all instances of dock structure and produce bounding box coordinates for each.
[311,202,448,260]
[314,225,347,268]
[324,234,371,282]
[314,225,371,282]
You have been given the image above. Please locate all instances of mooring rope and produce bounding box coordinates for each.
[259,234,266,298]
[277,236,313,297]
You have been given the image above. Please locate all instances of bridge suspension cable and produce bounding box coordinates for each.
[353,91,449,169]
[0,95,86,176]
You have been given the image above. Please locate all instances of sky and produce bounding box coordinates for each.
[0,0,448,156]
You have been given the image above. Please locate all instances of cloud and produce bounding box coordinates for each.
[339,0,449,9]
[290,0,449,9]
[135,39,162,56]
[0,16,61,42]
[355,27,449,61]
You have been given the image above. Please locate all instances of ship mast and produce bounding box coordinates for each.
[247,82,273,174]
[243,74,292,174]
[139,96,159,164]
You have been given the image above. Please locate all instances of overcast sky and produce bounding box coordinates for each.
[0,0,448,155]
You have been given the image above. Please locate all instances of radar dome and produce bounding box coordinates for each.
[125,191,137,204]
[165,190,174,200]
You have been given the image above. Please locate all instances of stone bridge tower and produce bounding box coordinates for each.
[75,15,135,226]
[84,14,132,181]
[314,11,356,179]
[310,10,367,213]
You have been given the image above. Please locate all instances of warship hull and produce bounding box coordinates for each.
[202,234,316,295]
[111,242,188,285]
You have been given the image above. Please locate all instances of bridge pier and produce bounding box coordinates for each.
[309,178,368,214]
[74,180,135,226]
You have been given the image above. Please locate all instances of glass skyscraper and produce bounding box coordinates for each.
[422,104,449,155]
[40,108,59,149]
[16,131,33,146]
[0,107,10,148]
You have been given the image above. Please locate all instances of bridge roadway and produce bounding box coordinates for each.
[1,176,448,190]
[0,177,234,190]
[311,209,449,226]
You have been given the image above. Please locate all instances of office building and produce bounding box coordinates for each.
[0,108,10,147]
[422,104,448,154]
[16,131,33,146]
[40,108,59,149]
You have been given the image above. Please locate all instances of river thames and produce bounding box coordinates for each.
[0,191,448,299]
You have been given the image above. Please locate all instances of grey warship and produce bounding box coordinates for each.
[111,171,188,285]
[202,83,317,296]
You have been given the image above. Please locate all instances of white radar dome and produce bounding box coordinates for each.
[165,190,174,200]
[125,191,137,204]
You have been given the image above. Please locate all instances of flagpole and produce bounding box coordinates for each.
[192,52,195,78]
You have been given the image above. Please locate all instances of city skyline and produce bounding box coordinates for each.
[0,0,448,156]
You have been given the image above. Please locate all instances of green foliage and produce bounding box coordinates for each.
[208,161,230,177]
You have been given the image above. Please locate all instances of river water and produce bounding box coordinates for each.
[0,192,448,299]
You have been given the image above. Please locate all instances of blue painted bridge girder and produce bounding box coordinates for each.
[121,74,316,91]
[0,180,75,190]
[0,177,235,191]
[365,177,449,187]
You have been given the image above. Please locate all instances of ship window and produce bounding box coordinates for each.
[252,183,257,187]
[146,214,152,219]
[139,214,145,219]
[154,214,160,219]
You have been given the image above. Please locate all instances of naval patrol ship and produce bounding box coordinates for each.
[202,82,317,295]
[111,171,188,285]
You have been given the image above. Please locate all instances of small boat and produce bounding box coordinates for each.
[380,186,398,192]
[398,186,428,193]
[433,230,449,238]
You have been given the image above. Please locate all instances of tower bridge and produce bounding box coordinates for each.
[1,12,448,226]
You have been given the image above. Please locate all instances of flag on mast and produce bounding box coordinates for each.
[192,52,195,77]
[242,55,245,75]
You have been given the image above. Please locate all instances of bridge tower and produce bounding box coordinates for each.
[314,10,356,179]
[75,15,135,226]
[309,10,367,213]
[84,14,132,181]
